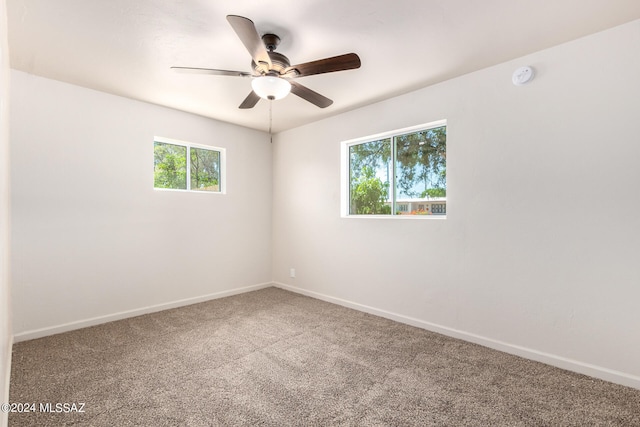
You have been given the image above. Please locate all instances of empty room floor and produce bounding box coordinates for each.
[8,288,640,426]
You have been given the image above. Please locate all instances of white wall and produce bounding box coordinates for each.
[1,1,12,425]
[10,71,272,338]
[272,20,640,388]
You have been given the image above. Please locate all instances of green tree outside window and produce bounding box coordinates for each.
[154,141,222,192]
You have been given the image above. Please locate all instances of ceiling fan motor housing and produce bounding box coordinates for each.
[252,51,292,74]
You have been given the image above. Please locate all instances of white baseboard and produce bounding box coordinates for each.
[13,282,273,343]
[273,282,640,391]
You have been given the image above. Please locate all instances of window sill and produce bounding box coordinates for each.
[153,188,224,194]
[341,214,446,220]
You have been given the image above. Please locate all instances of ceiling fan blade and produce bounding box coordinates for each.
[285,53,361,78]
[171,67,252,77]
[226,15,272,72]
[239,91,261,109]
[290,81,333,108]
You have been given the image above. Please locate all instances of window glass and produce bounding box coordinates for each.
[344,121,446,217]
[395,127,446,200]
[154,139,225,193]
[348,139,392,215]
[154,142,187,190]
[190,147,220,192]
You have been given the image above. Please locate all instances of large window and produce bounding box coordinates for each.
[342,120,446,217]
[154,137,225,193]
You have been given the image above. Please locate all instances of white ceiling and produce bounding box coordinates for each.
[7,1,640,133]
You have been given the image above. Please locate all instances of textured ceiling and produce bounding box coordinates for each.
[7,1,640,133]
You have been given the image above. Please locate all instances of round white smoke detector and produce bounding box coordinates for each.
[512,66,535,86]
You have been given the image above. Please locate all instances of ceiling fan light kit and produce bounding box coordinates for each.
[171,15,361,109]
[251,75,292,100]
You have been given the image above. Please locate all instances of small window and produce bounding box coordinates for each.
[154,138,225,193]
[431,203,446,214]
[342,120,446,217]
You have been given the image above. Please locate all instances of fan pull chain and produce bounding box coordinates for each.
[269,100,273,143]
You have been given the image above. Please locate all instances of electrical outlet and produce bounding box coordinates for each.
[290,268,296,278]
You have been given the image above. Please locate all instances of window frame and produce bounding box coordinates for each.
[341,120,447,219]
[153,136,226,194]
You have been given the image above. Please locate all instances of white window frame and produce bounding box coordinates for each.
[154,136,226,194]
[341,120,446,219]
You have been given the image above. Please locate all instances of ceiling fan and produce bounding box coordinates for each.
[171,15,361,109]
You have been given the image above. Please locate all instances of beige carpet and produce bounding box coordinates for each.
[8,287,640,426]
